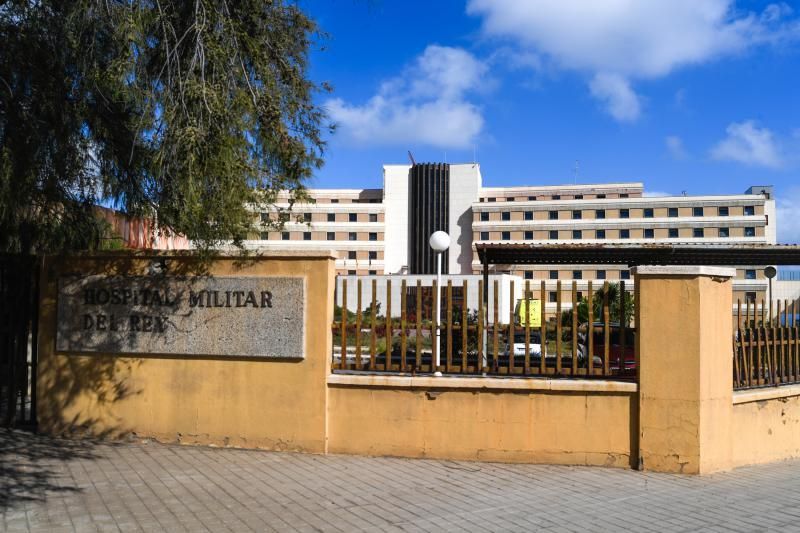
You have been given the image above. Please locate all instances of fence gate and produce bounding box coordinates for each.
[0,254,40,427]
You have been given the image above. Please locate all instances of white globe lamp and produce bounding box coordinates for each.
[429,231,450,376]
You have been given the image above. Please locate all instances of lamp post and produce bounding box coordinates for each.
[765,266,777,322]
[429,231,450,377]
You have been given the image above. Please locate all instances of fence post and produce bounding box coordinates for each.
[634,266,735,474]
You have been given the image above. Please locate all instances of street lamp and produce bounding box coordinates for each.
[429,231,450,376]
[765,266,777,322]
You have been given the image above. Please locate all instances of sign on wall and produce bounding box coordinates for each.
[56,275,304,358]
[517,298,542,327]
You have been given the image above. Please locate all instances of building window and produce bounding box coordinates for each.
[668,207,679,218]
[303,232,311,241]
[744,227,756,237]
[745,292,757,303]
[480,231,489,240]
[575,195,583,200]
[597,194,606,199]
[597,270,606,280]
[348,232,357,241]
[668,228,679,238]
[552,195,561,200]
[369,251,377,260]
[620,209,630,219]
[644,228,654,239]
[281,232,290,240]
[573,270,582,280]
[327,232,335,241]
[260,212,269,223]
[576,291,583,300]
[548,210,558,220]
[501,211,511,221]
[303,213,312,222]
[260,232,269,240]
[327,213,335,222]
[501,231,511,240]
[369,213,378,222]
[596,229,606,239]
[369,232,377,241]
[368,270,377,275]
[549,291,558,303]
[549,270,558,280]
[719,227,730,238]
[744,206,755,216]
[488,197,496,202]
[528,196,536,201]
[644,208,654,218]
[745,269,756,280]
[693,228,704,238]
[524,271,534,280]
[480,212,489,221]
[348,213,357,222]
[719,206,729,217]
[596,209,606,219]
[348,251,356,260]
[524,211,533,221]
[572,210,582,220]
[621,270,631,280]
[524,230,533,240]
[620,194,629,198]
[693,207,703,217]
[572,230,582,240]
[347,270,355,275]
[549,230,558,240]
[620,229,630,239]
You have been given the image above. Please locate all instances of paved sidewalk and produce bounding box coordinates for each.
[2,429,800,532]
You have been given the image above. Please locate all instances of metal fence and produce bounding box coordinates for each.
[733,298,800,390]
[0,254,40,426]
[332,278,635,380]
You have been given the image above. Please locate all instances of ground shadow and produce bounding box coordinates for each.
[0,428,107,510]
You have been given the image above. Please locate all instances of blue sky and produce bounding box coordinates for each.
[300,0,800,242]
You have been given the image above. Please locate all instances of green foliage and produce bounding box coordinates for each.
[0,1,329,253]
[561,282,635,327]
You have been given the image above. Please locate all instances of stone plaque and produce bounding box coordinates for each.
[56,275,304,358]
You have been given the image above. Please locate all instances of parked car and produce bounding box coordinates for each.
[503,331,545,358]
[582,322,636,374]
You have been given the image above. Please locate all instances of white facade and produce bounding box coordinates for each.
[448,164,483,275]
[383,164,411,274]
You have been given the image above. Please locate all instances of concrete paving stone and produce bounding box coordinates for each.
[7,428,800,532]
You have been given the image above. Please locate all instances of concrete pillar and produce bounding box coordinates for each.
[635,266,735,474]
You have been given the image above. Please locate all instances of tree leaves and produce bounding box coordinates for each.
[0,0,329,253]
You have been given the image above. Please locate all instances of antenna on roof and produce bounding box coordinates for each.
[573,160,579,184]
[473,144,476,164]
[407,151,416,166]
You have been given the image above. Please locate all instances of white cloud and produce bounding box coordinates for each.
[644,191,672,198]
[588,73,641,122]
[326,45,487,149]
[777,187,800,244]
[710,121,784,168]
[665,135,688,159]
[467,0,799,121]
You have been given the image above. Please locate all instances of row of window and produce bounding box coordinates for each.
[261,212,380,223]
[520,270,632,281]
[261,232,380,241]
[481,226,757,241]
[478,205,756,222]
[480,193,630,202]
[313,198,381,204]
[344,251,379,260]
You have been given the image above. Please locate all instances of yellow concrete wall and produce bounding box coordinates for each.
[37,253,335,452]
[732,392,800,467]
[328,378,637,467]
[636,268,733,474]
